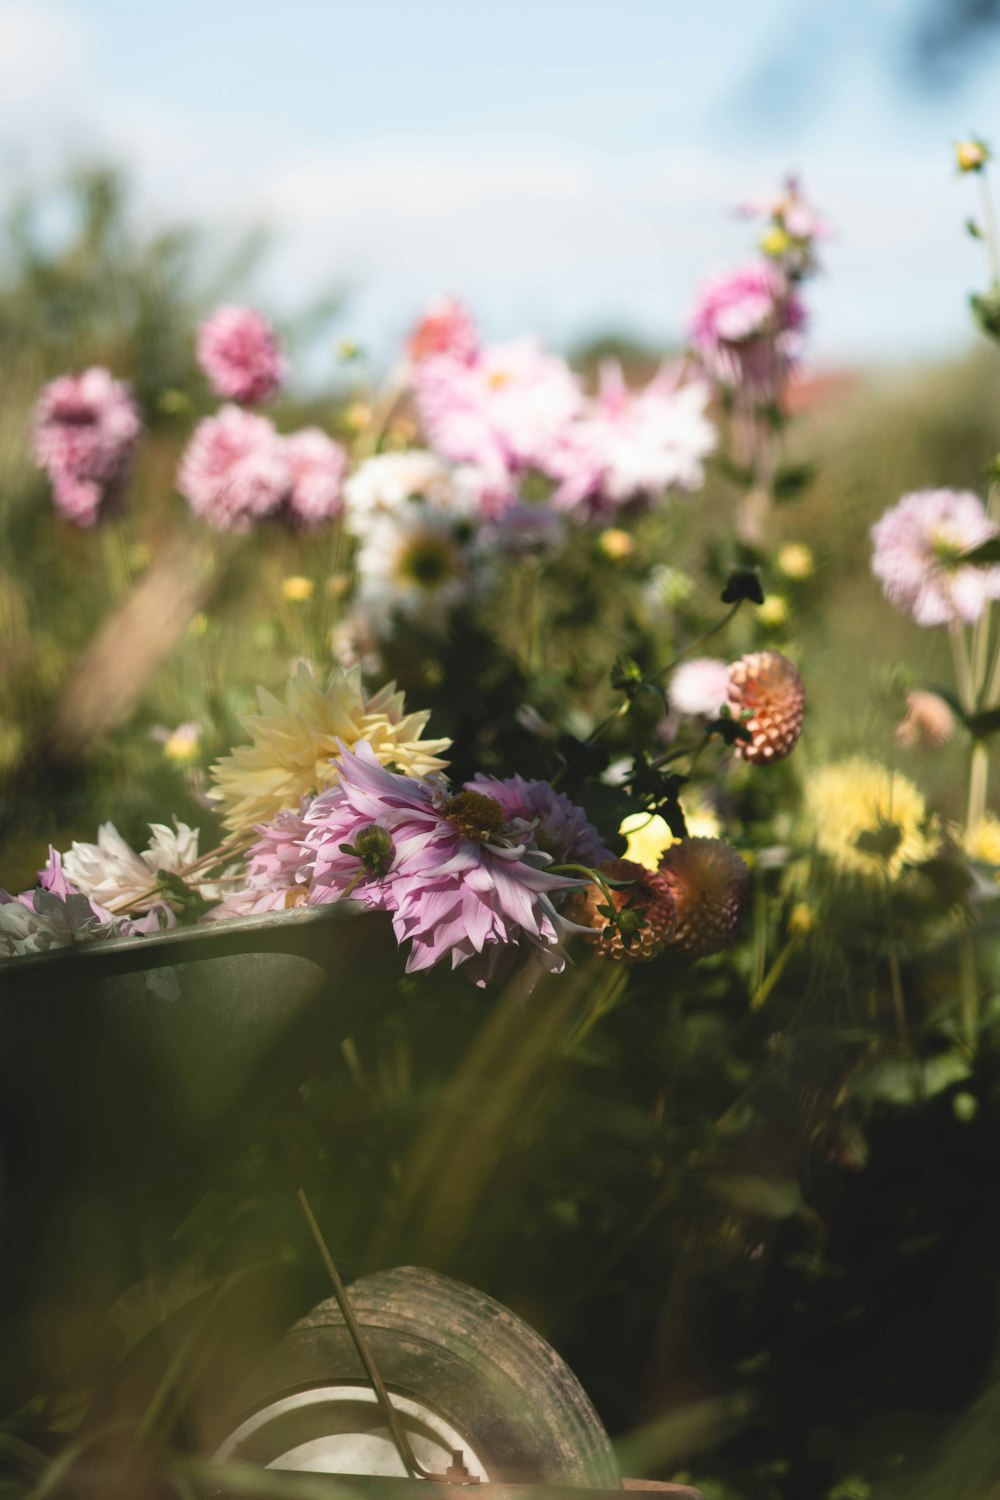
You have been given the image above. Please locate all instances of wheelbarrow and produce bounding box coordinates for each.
[0,907,700,1499]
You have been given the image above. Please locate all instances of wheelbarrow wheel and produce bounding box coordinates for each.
[214,1265,620,1486]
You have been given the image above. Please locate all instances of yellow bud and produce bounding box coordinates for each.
[598,527,634,561]
[163,725,202,763]
[758,594,789,628]
[788,901,815,935]
[344,401,372,432]
[337,338,361,360]
[188,612,209,638]
[761,226,792,257]
[282,575,315,603]
[956,139,990,173]
[776,542,814,580]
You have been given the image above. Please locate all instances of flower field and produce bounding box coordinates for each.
[3,155,1000,1500]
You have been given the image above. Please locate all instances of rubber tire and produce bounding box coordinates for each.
[216,1265,621,1487]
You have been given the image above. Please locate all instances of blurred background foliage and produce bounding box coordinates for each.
[4,165,1000,1500]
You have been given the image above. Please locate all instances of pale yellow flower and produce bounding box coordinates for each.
[804,756,940,881]
[282,575,315,603]
[210,664,451,831]
[963,812,1000,865]
[620,793,722,871]
[776,543,814,580]
[758,594,789,628]
[597,528,634,561]
[956,138,990,173]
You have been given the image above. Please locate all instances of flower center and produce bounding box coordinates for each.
[443,791,507,843]
[930,529,967,571]
[398,535,458,589]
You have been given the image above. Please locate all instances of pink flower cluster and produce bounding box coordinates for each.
[213,742,596,984]
[409,299,715,518]
[177,407,347,532]
[687,261,805,399]
[32,367,142,527]
[548,361,715,517]
[407,296,478,368]
[197,305,287,405]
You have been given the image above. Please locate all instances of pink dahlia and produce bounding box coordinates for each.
[466,774,611,866]
[687,261,806,397]
[178,406,290,531]
[407,296,478,367]
[32,367,142,527]
[284,427,348,527]
[196,305,287,405]
[206,805,314,919]
[304,742,580,983]
[870,489,1000,627]
[414,337,581,483]
[550,362,715,517]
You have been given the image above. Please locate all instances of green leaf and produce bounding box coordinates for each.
[960,536,1000,565]
[854,1052,972,1107]
[964,704,1000,738]
[967,217,984,240]
[710,1174,806,1219]
[970,286,1000,341]
[771,461,818,503]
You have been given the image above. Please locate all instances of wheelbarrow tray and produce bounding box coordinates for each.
[0,906,400,1395]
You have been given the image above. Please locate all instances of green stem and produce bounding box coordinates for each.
[951,624,976,714]
[654,600,742,682]
[959,926,980,1052]
[967,737,990,832]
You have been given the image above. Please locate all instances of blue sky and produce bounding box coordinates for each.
[3,0,1000,372]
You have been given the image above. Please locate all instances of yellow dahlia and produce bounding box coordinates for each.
[963,812,1000,866]
[210,664,450,831]
[803,756,940,881]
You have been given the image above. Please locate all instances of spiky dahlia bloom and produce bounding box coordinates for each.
[59,820,200,915]
[565,857,677,962]
[414,337,581,479]
[804,757,940,881]
[209,664,451,832]
[284,427,348,526]
[870,489,1000,627]
[1,850,136,958]
[657,838,750,956]
[32,367,142,526]
[178,406,290,531]
[549,362,715,516]
[206,805,314,918]
[196,305,287,405]
[467,775,611,866]
[727,650,805,764]
[304,742,579,982]
[407,296,478,367]
[687,261,805,397]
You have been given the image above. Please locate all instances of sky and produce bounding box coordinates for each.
[2,0,1000,373]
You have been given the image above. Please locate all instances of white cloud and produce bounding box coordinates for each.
[0,1,86,112]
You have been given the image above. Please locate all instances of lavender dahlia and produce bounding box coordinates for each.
[32,367,142,527]
[304,742,581,983]
[196,305,288,405]
[467,774,611,866]
[870,488,1000,627]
